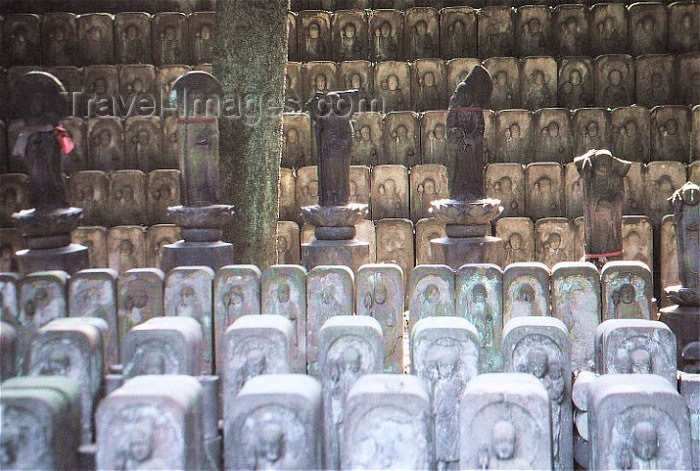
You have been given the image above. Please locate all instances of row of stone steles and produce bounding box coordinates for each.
[0,269,695,468]
[291,0,691,10]
[286,2,699,62]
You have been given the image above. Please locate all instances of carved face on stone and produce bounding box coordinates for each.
[344,23,356,38]
[387,75,399,91]
[141,351,166,375]
[276,283,290,303]
[308,23,320,39]
[0,421,20,467]
[517,284,534,302]
[246,349,266,376]
[508,233,523,250]
[127,422,154,463]
[415,21,428,36]
[380,22,392,38]
[257,423,284,463]
[42,349,71,376]
[350,74,362,89]
[423,72,435,87]
[526,348,548,378]
[631,421,658,460]
[180,286,196,305]
[373,283,387,305]
[616,283,636,305]
[608,70,622,86]
[341,346,362,374]
[628,348,652,374]
[491,420,516,460]
[424,284,440,303]
[436,347,458,379]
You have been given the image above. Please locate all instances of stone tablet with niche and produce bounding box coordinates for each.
[558,57,593,109]
[485,57,520,111]
[535,218,574,269]
[460,373,553,470]
[520,57,557,110]
[412,59,446,112]
[2,14,41,66]
[669,2,699,53]
[601,261,653,321]
[341,374,433,469]
[651,106,690,164]
[478,7,514,58]
[114,12,151,64]
[525,162,563,220]
[588,374,692,470]
[533,108,572,164]
[319,315,383,469]
[189,11,215,65]
[595,319,677,386]
[108,170,147,226]
[404,7,439,61]
[621,216,653,269]
[421,110,448,166]
[503,262,550,323]
[117,268,165,355]
[152,12,187,65]
[71,226,107,268]
[485,163,524,218]
[408,264,455,328]
[412,316,479,470]
[124,117,163,172]
[516,6,552,57]
[456,263,503,373]
[222,315,294,418]
[369,10,404,62]
[375,62,411,114]
[383,111,419,166]
[623,162,645,215]
[646,161,687,225]
[371,165,409,219]
[96,375,206,471]
[0,322,17,381]
[306,266,354,376]
[415,217,446,266]
[410,164,449,221]
[495,217,535,267]
[678,53,700,110]
[107,226,146,273]
[214,265,261,374]
[351,111,382,167]
[339,61,374,112]
[440,7,477,59]
[496,110,532,165]
[304,61,338,105]
[611,105,650,164]
[551,262,600,372]
[277,221,301,265]
[376,218,415,277]
[298,11,331,62]
[261,265,308,374]
[572,108,610,158]
[146,224,180,268]
[628,2,667,56]
[87,117,123,169]
[332,10,368,62]
[77,13,114,65]
[224,374,323,470]
[283,113,312,169]
[147,169,181,225]
[356,264,404,372]
[554,5,589,57]
[595,54,634,109]
[447,58,481,97]
[589,3,627,56]
[635,55,673,109]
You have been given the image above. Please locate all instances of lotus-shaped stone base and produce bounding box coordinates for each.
[301,204,368,227]
[168,204,235,229]
[12,207,83,237]
[429,199,503,226]
[665,285,700,307]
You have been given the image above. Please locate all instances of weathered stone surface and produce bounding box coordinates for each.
[629,2,667,56]
[520,57,556,110]
[0,273,21,373]
[0,321,17,381]
[551,262,600,372]
[107,226,146,273]
[189,11,215,64]
[383,111,419,166]
[478,7,514,58]
[533,108,571,164]
[495,217,535,267]
[146,224,180,268]
[525,162,563,219]
[485,163,524,218]
[535,218,573,269]
[622,216,653,270]
[371,165,409,219]
[679,373,700,469]
[558,57,593,109]
[595,319,677,386]
[319,315,383,469]
[351,112,382,167]
[224,374,322,470]
[410,164,449,221]
[669,2,699,53]
[376,218,415,276]
[666,182,700,306]
[652,106,690,164]
[572,108,610,158]
[412,316,479,470]
[117,268,165,356]
[283,113,312,169]
[369,10,404,62]
[262,265,307,373]
[460,373,553,470]
[601,261,652,321]
[496,110,531,164]
[503,262,550,323]
[440,7,477,59]
[164,266,215,375]
[2,14,41,66]
[114,12,151,64]
[77,13,114,65]
[341,374,433,469]
[356,264,404,373]
[332,10,368,62]
[588,374,692,470]
[646,161,687,226]
[572,370,596,412]
[298,11,331,62]
[409,265,455,329]
[96,375,205,471]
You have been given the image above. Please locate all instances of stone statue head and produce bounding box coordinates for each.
[517,284,534,302]
[451,20,465,33]
[276,282,290,303]
[526,347,548,378]
[246,348,266,376]
[340,346,362,374]
[433,123,445,139]
[257,423,284,463]
[308,22,320,39]
[43,348,71,376]
[180,285,196,304]
[360,125,371,141]
[373,283,387,305]
[380,22,392,38]
[631,421,658,461]
[508,233,523,250]
[569,69,582,86]
[608,69,623,86]
[127,421,154,463]
[615,283,636,305]
[628,348,652,374]
[141,350,166,375]
[472,284,487,302]
[225,285,244,306]
[423,72,435,87]
[343,22,356,38]
[200,24,211,40]
[387,74,399,91]
[545,232,562,251]
[491,420,516,460]
[436,347,458,379]
[527,18,541,33]
[424,283,440,303]
[350,73,362,89]
[414,20,428,36]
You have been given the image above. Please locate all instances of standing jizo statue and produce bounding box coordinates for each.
[10,71,88,275]
[429,66,503,268]
[574,149,632,268]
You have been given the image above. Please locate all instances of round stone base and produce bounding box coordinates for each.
[16,243,89,275]
[160,240,234,273]
[301,239,370,273]
[430,235,502,269]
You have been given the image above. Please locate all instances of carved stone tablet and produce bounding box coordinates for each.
[59,117,87,174]
[146,224,180,268]
[82,64,117,118]
[383,111,419,166]
[341,374,432,469]
[277,221,301,265]
[214,265,262,373]
[349,165,370,208]
[356,264,404,372]
[0,174,30,228]
[551,262,600,372]
[415,217,446,266]
[375,62,411,114]
[588,374,692,471]
[558,57,593,109]
[456,263,503,372]
[659,215,680,308]
[460,373,553,470]
[485,163,525,218]
[601,261,653,321]
[533,108,572,164]
[485,57,520,111]
[298,11,332,62]
[525,162,563,219]
[223,315,294,415]
[376,218,415,276]
[669,2,699,54]
[261,265,308,373]
[319,316,384,468]
[332,10,368,62]
[107,226,146,272]
[96,375,205,471]
[635,55,673,109]
[411,317,479,470]
[351,111,382,166]
[189,11,215,65]
[595,319,677,385]
[69,268,118,366]
[283,113,312,169]
[420,110,447,166]
[117,268,165,354]
[495,217,535,268]
[503,262,550,323]
[42,13,78,67]
[412,59,446,112]
[645,161,686,225]
[109,170,147,225]
[280,169,297,223]
[408,265,455,328]
[478,7,515,58]
[410,164,449,221]
[595,55,634,108]
[71,226,108,268]
[114,12,151,64]
[440,7,477,59]
[628,2,667,56]
[554,5,589,57]
[496,110,532,165]
[589,3,627,56]
[296,165,319,212]
[564,162,583,219]
[118,64,157,115]
[224,374,322,470]
[147,169,180,225]
[369,10,404,62]
[520,57,557,110]
[2,14,41,66]
[306,266,354,376]
[124,117,163,172]
[285,62,304,111]
[78,13,114,65]
[611,105,650,164]
[371,165,409,219]
[447,58,481,97]
[652,106,690,163]
[535,218,574,268]
[503,316,573,470]
[288,12,299,61]
[404,7,439,61]
[622,216,653,269]
[152,12,187,65]
[516,6,551,57]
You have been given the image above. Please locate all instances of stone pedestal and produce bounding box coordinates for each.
[428,199,503,269]
[161,204,234,273]
[659,302,700,371]
[300,204,370,272]
[12,207,88,275]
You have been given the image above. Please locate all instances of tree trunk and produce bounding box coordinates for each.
[214,0,288,267]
